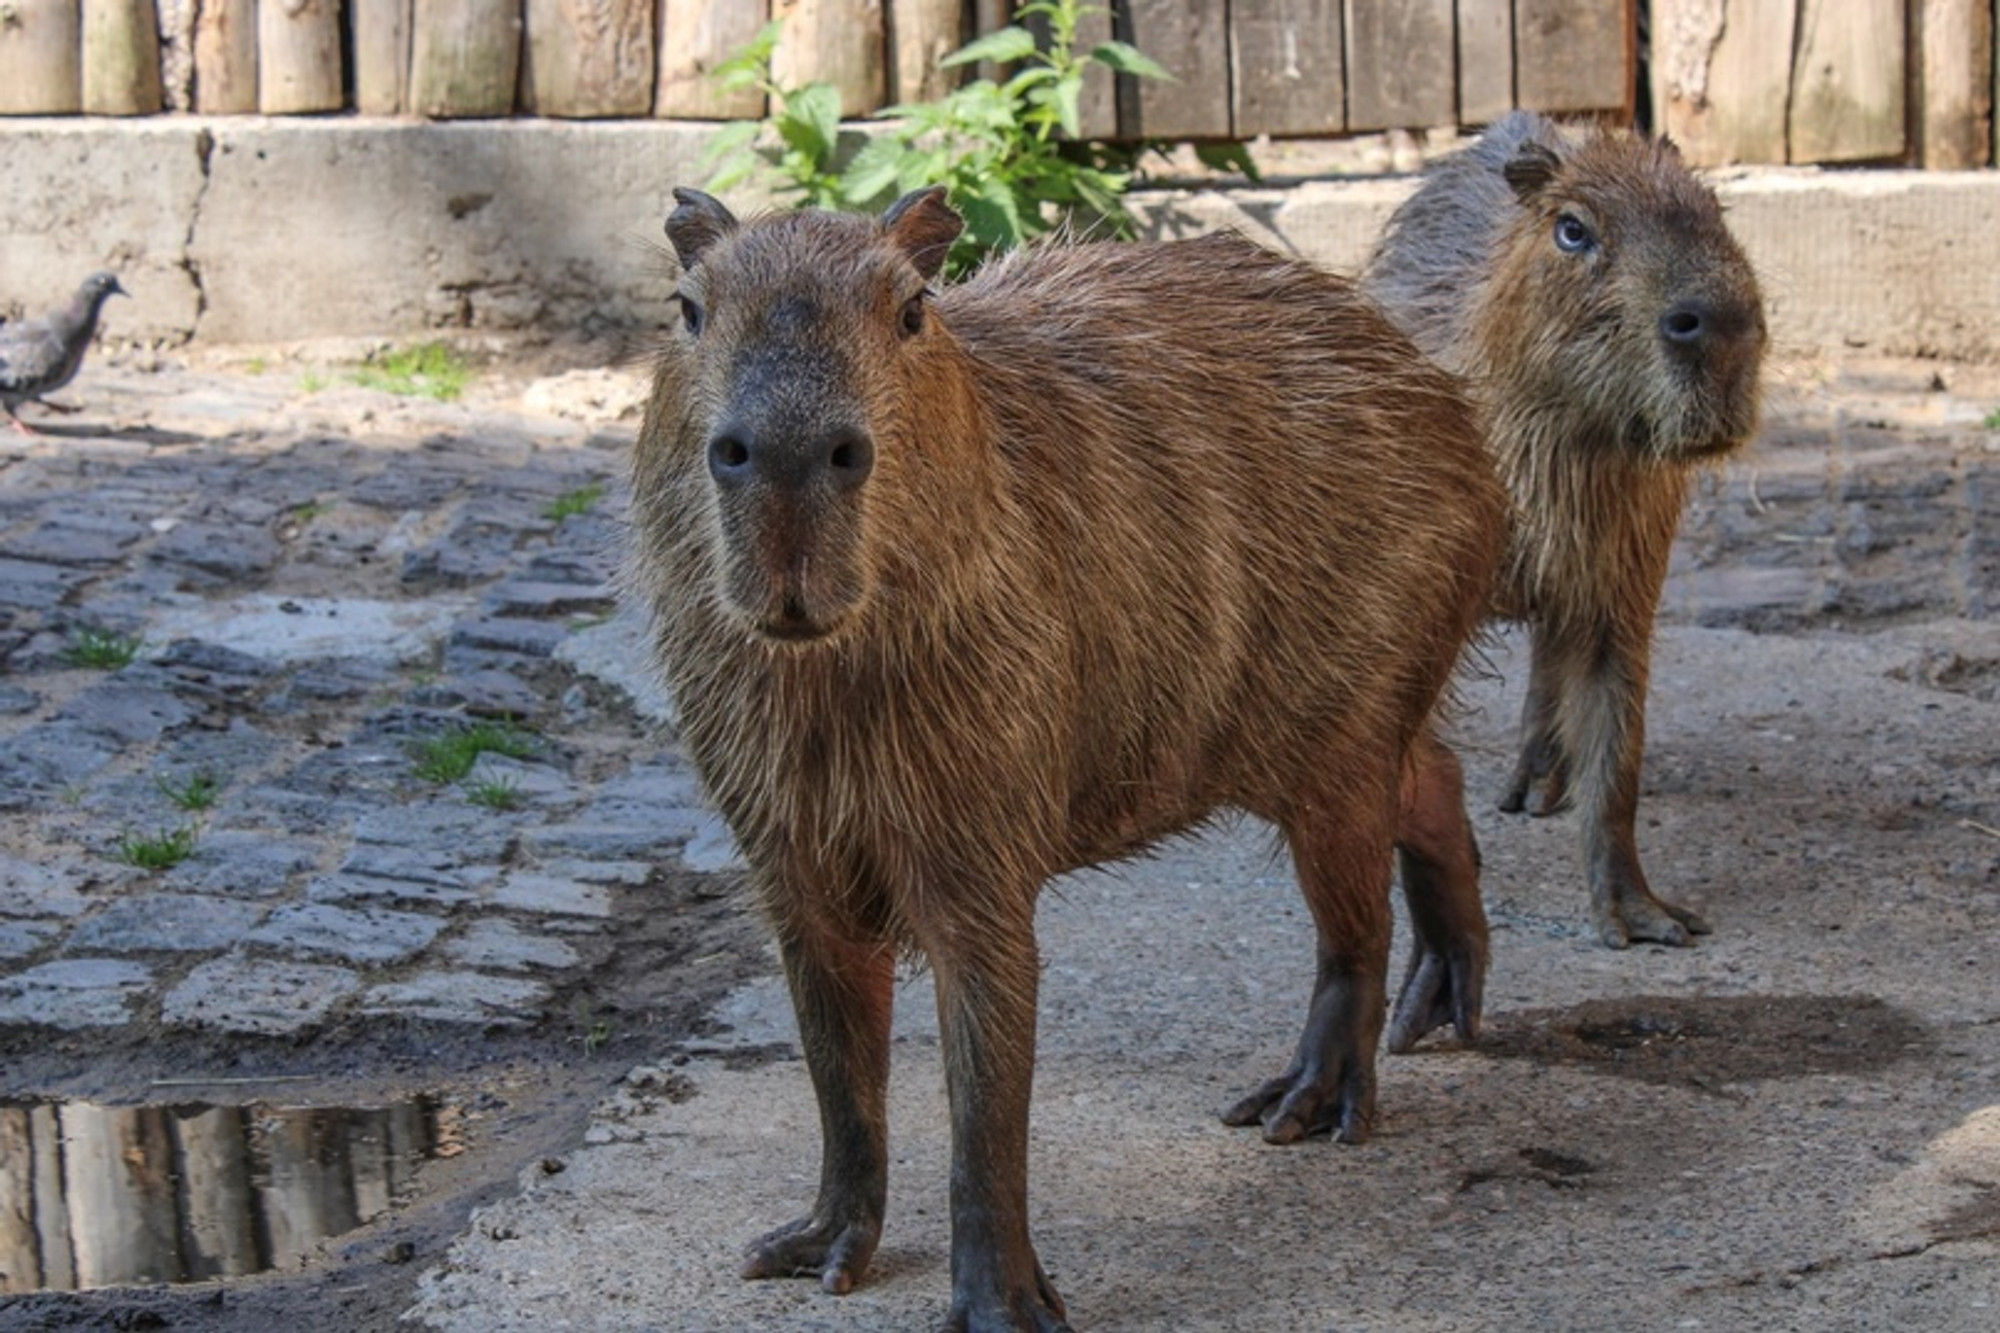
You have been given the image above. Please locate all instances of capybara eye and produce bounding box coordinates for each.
[678,294,705,337]
[1553,215,1595,254]
[899,294,925,338]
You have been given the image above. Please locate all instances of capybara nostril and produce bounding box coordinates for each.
[823,428,874,491]
[708,432,753,486]
[1659,302,1708,346]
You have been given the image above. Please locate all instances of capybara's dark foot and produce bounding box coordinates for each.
[941,1262,1071,1332]
[1499,731,1569,816]
[741,1213,880,1295]
[1387,939,1483,1054]
[1220,1061,1375,1146]
[1594,888,1712,949]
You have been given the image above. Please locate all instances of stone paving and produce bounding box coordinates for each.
[0,346,1996,1046]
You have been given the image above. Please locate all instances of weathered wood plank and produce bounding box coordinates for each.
[1343,0,1454,132]
[1457,0,1513,125]
[353,0,414,114]
[1916,0,1993,168]
[1789,0,1904,162]
[259,0,345,113]
[410,0,524,117]
[1653,0,1794,166]
[1515,0,1631,117]
[524,0,653,117]
[888,0,961,105]
[656,0,766,119]
[1121,0,1231,139]
[770,0,885,118]
[193,0,259,113]
[0,0,83,114]
[81,0,165,115]
[1232,0,1343,138]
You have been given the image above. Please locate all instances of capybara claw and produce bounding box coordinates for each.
[741,1215,877,1294]
[1596,891,1711,950]
[1388,947,1483,1054]
[1221,1071,1372,1146]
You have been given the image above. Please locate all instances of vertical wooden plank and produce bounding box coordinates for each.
[888,0,962,105]
[1654,0,1794,165]
[173,1107,261,1280]
[1789,0,1904,162]
[1232,0,1343,138]
[81,0,166,114]
[61,1105,180,1288]
[1070,0,1116,142]
[1343,0,1454,131]
[193,0,260,113]
[1120,0,1231,139]
[0,1108,39,1294]
[258,0,343,112]
[769,0,885,118]
[410,0,524,117]
[524,0,653,116]
[0,0,83,113]
[1916,0,1992,168]
[1457,0,1513,125]
[158,0,196,109]
[1515,0,1631,117]
[353,0,414,114]
[28,1106,72,1291]
[656,0,766,118]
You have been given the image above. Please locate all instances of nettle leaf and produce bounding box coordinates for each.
[698,119,761,168]
[942,26,1040,70]
[1195,141,1262,180]
[779,83,842,165]
[839,135,913,206]
[1089,41,1174,81]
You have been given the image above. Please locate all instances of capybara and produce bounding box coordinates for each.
[633,186,1506,1332]
[1364,111,1767,950]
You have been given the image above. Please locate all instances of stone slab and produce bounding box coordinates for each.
[161,955,361,1035]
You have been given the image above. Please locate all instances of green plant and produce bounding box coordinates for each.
[410,722,539,785]
[299,370,328,394]
[117,824,199,872]
[583,1020,613,1056]
[465,776,525,811]
[351,342,475,402]
[289,499,333,525]
[156,770,221,812]
[1984,407,2000,430]
[64,627,145,670]
[245,356,268,375]
[544,483,605,523]
[706,2,1245,274]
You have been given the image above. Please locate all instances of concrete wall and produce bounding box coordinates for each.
[3,119,1997,360]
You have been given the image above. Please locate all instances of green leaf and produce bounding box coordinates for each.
[1195,141,1262,181]
[1049,72,1083,139]
[698,119,762,168]
[1089,41,1174,81]
[942,26,1040,70]
[778,82,842,165]
[839,135,914,206]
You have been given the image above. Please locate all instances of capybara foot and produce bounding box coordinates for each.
[1387,940,1483,1054]
[1595,888,1712,949]
[942,1264,1071,1332]
[741,1213,880,1295]
[1220,1062,1374,1146]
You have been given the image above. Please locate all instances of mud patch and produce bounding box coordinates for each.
[1889,649,2000,703]
[1480,994,1930,1088]
[1931,1182,2000,1245]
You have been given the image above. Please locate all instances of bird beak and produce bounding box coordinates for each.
[112,280,130,298]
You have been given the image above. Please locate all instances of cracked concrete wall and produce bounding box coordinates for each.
[3,119,1999,359]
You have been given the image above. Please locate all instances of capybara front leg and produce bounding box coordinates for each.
[740,914,895,1295]
[1223,811,1392,1145]
[1500,629,1571,816]
[1389,732,1488,1053]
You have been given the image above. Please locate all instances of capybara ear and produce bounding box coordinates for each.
[667,188,740,272]
[1501,142,1562,203]
[881,187,964,281]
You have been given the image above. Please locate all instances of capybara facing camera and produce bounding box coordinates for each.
[633,188,1506,1331]
[1366,111,1768,949]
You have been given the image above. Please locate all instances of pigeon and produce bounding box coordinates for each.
[0,271,129,433]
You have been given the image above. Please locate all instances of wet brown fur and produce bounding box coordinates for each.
[632,190,1506,1331]
[1365,111,1767,949]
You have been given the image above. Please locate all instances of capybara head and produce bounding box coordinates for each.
[1481,129,1766,463]
[658,187,965,644]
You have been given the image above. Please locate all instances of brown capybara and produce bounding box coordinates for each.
[1364,111,1768,950]
[633,186,1506,1332]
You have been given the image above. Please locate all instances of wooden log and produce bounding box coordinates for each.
[172,1106,261,1280]
[61,1105,181,1288]
[888,0,960,106]
[1514,0,1631,118]
[1120,0,1230,140]
[1915,0,1992,169]
[524,0,653,117]
[193,0,259,113]
[1653,0,1795,166]
[1232,0,1343,138]
[410,0,523,117]
[259,0,343,112]
[28,1106,72,1291]
[0,0,83,114]
[1343,0,1453,131]
[0,1107,39,1294]
[353,0,413,114]
[655,0,766,119]
[81,0,166,115]
[258,1112,361,1270]
[769,0,885,118]
[1789,0,1904,163]
[1457,0,1513,125]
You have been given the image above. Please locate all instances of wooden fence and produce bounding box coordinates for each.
[0,1,1993,167]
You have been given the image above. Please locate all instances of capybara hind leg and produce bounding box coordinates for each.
[1222,808,1392,1145]
[741,913,895,1295]
[1389,732,1488,1053]
[1500,633,1570,817]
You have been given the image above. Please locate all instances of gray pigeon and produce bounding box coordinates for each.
[0,270,129,433]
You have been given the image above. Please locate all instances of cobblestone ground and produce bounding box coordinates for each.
[0,344,1997,1327]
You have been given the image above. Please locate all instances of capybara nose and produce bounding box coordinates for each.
[1658,301,1711,347]
[707,426,874,492]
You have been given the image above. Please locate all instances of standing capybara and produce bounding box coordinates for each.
[1364,111,1768,950]
[632,186,1506,1332]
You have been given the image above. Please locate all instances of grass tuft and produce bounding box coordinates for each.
[156,771,222,812]
[543,483,605,523]
[65,627,145,670]
[117,825,199,872]
[351,342,475,402]
[410,722,539,785]
[465,776,525,811]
